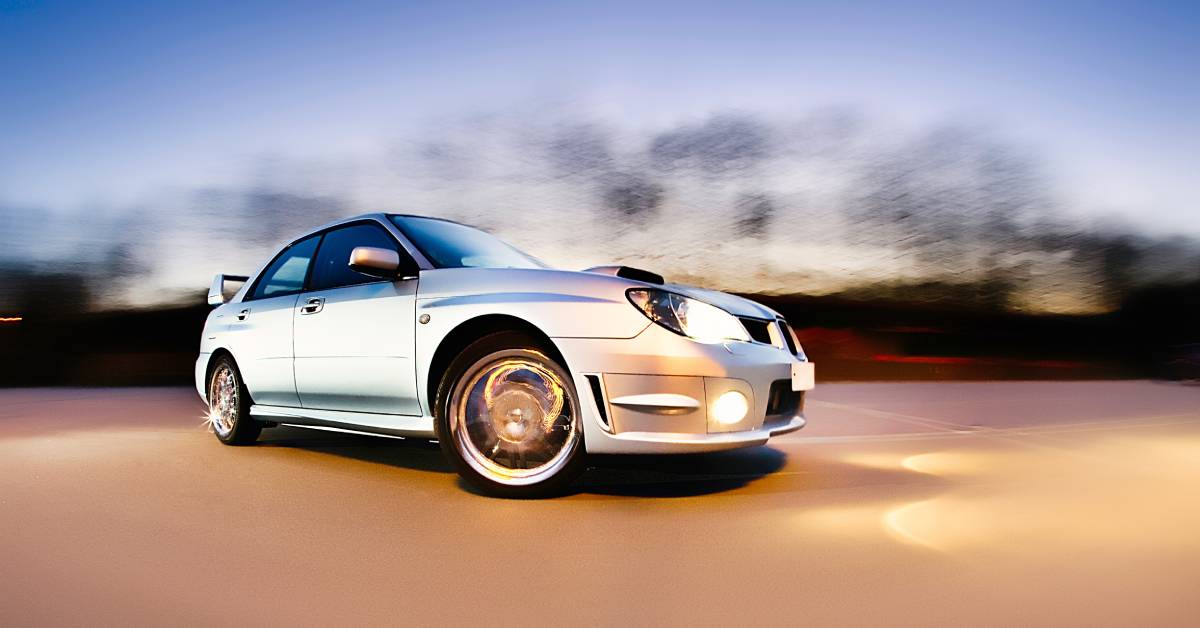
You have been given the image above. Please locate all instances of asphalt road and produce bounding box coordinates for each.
[2,381,1198,627]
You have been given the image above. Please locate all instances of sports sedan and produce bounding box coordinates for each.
[199,213,814,497]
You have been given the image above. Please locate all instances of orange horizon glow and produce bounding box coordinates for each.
[0,316,23,323]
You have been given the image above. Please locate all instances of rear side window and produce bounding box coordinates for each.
[249,235,321,300]
[309,223,406,291]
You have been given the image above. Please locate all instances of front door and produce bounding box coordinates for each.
[292,222,421,415]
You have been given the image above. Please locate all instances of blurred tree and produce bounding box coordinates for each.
[736,193,774,239]
[601,172,663,221]
[650,114,771,174]
[240,190,348,246]
[547,123,614,177]
[850,125,1051,308]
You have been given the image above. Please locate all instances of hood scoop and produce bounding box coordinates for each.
[583,265,665,285]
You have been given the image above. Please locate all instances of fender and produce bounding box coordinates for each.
[412,267,653,414]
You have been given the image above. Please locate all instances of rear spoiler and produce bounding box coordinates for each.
[583,265,664,285]
[208,274,250,306]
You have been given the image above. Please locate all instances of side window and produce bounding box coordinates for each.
[249,235,321,300]
[309,223,407,291]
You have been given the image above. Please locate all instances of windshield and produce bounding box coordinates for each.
[389,215,547,269]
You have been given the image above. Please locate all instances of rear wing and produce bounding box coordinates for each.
[208,274,250,306]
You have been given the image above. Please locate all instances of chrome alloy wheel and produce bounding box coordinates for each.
[450,354,580,486]
[208,364,239,437]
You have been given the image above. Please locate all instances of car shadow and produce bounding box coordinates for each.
[258,426,455,475]
[571,448,789,497]
[259,426,799,498]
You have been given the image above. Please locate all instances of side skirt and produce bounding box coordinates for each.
[249,404,437,439]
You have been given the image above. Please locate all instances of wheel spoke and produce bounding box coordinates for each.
[209,366,239,437]
[452,356,578,485]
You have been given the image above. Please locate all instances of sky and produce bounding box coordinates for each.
[1,0,1198,307]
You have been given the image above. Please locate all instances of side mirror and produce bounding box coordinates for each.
[348,247,417,280]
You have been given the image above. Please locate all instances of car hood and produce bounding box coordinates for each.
[416,267,779,320]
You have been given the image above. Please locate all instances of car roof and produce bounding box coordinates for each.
[296,212,471,242]
[298,212,389,237]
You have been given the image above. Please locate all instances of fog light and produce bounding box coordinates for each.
[712,390,749,425]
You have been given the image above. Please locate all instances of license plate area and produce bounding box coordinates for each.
[791,362,815,391]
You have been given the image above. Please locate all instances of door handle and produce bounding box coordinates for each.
[301,297,325,315]
[237,308,250,321]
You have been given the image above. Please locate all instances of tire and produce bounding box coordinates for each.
[435,331,586,498]
[207,355,263,446]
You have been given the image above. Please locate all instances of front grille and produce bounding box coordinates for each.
[739,317,774,344]
[765,379,804,417]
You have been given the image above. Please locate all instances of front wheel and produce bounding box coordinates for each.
[207,355,263,445]
[436,332,586,498]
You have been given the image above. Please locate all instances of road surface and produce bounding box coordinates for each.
[2,382,1198,626]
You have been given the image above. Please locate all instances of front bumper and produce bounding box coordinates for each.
[582,414,805,454]
[554,323,811,454]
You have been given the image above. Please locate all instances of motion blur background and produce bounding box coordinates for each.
[2,0,1198,385]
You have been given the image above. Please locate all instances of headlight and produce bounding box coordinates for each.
[627,288,750,343]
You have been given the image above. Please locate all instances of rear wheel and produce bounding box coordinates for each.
[207,355,262,445]
[436,332,585,498]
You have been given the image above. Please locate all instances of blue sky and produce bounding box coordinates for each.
[2,0,1197,234]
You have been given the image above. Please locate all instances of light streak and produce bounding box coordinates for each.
[201,410,220,432]
[883,500,943,550]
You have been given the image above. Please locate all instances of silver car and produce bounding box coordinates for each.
[198,213,814,496]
